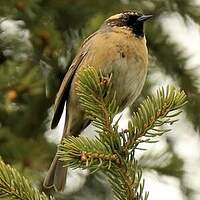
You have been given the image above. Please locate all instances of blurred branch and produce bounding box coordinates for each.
[148,21,200,131]
[0,159,55,200]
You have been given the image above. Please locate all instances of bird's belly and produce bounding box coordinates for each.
[111,58,147,111]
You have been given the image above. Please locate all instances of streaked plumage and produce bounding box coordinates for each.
[44,11,152,191]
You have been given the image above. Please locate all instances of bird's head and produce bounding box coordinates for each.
[104,11,152,37]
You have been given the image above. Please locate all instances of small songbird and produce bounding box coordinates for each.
[44,11,152,191]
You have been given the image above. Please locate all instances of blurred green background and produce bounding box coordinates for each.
[0,0,200,199]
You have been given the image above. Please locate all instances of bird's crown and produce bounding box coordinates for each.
[106,11,141,21]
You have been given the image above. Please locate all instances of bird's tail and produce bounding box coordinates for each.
[43,155,67,191]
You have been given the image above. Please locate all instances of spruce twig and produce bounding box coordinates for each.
[0,160,55,200]
[57,66,187,200]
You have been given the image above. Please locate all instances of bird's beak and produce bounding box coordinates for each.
[137,15,153,22]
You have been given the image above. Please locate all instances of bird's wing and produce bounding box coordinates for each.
[51,32,97,129]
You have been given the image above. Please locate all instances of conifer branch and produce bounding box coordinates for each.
[75,67,119,150]
[58,136,120,171]
[57,66,187,200]
[0,160,55,200]
[122,86,187,153]
[0,66,187,200]
[75,67,118,132]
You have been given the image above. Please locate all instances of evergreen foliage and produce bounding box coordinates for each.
[0,67,187,200]
[57,67,187,200]
[0,159,55,200]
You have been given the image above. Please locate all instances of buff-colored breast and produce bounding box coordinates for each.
[71,26,148,111]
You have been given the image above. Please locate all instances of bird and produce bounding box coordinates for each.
[43,11,152,191]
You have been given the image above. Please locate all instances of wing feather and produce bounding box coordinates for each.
[51,32,97,129]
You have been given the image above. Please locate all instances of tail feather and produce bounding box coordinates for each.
[44,110,88,191]
[43,156,67,191]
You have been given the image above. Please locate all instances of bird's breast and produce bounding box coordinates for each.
[111,49,148,110]
[105,32,148,110]
[73,30,148,111]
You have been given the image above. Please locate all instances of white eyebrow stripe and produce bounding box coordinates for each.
[107,13,123,20]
